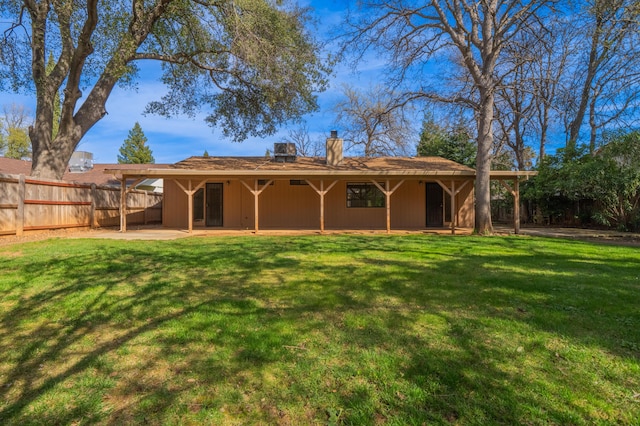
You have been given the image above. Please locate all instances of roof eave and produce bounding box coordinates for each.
[104,168,479,178]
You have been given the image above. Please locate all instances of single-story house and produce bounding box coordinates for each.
[105,134,534,234]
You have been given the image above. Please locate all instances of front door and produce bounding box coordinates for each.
[206,183,223,227]
[425,182,444,227]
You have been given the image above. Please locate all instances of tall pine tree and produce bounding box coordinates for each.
[118,122,155,164]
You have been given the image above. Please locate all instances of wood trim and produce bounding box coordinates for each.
[125,178,145,194]
[24,200,92,206]
[174,179,206,196]
[24,178,93,189]
[24,223,90,231]
[499,180,515,195]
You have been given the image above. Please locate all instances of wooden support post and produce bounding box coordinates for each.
[120,177,127,232]
[90,184,97,229]
[320,181,325,232]
[385,181,391,233]
[240,179,273,233]
[254,180,259,232]
[16,174,25,236]
[143,190,149,225]
[451,180,456,235]
[174,179,207,233]
[306,180,338,233]
[514,179,520,234]
[498,179,520,234]
[435,179,471,234]
[371,179,405,234]
[187,181,193,233]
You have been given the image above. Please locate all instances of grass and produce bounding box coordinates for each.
[0,234,639,425]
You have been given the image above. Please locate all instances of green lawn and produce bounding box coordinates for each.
[0,234,639,425]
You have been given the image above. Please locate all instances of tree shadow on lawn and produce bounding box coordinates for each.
[328,238,640,423]
[0,235,638,424]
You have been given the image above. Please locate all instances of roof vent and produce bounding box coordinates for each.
[68,151,94,173]
[273,142,297,163]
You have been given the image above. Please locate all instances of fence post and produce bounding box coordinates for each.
[144,190,148,225]
[90,184,97,229]
[120,178,127,232]
[16,174,25,236]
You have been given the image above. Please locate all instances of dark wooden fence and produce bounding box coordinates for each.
[0,173,162,236]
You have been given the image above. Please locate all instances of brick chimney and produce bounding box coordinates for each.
[326,130,343,166]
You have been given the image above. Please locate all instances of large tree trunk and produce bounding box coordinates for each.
[30,138,77,180]
[567,13,601,152]
[475,88,494,234]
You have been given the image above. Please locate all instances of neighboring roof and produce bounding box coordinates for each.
[0,158,32,176]
[106,156,481,179]
[0,157,168,186]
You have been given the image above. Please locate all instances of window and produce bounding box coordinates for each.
[289,180,309,186]
[193,188,204,221]
[347,183,385,208]
[257,179,274,186]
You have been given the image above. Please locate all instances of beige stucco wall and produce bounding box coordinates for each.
[163,178,475,230]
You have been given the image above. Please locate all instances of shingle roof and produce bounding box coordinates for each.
[171,156,476,173]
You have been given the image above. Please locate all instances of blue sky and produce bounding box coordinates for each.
[0,0,397,164]
[0,1,568,165]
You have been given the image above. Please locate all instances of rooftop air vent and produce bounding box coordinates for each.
[273,142,297,163]
[68,151,94,173]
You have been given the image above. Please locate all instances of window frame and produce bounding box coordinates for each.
[346,182,386,208]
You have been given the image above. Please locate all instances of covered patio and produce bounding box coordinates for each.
[106,155,534,235]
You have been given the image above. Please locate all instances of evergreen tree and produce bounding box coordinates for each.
[118,122,155,164]
[417,116,476,168]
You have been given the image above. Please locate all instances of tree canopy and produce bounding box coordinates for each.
[333,84,413,157]
[344,0,557,233]
[0,103,32,159]
[118,122,154,164]
[0,0,330,179]
[525,131,640,231]
[417,115,476,168]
